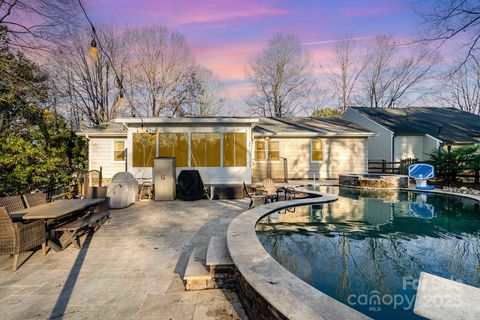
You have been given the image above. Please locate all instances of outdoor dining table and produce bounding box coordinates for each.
[11,198,106,251]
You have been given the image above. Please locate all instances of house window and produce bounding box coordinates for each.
[223,132,247,167]
[158,133,189,167]
[191,133,221,167]
[268,141,280,161]
[113,140,125,162]
[255,141,266,161]
[132,133,156,167]
[255,140,280,161]
[311,138,323,161]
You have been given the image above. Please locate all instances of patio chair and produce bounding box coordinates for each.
[242,182,267,209]
[0,195,25,213]
[262,179,295,202]
[23,192,47,208]
[0,207,46,271]
[0,195,26,221]
[138,180,153,200]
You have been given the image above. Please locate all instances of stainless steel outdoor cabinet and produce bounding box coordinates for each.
[153,157,176,200]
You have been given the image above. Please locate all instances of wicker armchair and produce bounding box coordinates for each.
[0,195,26,221]
[23,192,47,208]
[0,195,25,212]
[0,207,46,271]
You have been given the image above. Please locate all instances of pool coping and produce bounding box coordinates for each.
[227,193,372,320]
[227,184,480,320]
[299,184,480,203]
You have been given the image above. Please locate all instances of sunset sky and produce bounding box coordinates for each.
[89,0,426,113]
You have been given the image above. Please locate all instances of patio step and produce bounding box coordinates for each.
[183,237,236,291]
[206,236,233,271]
[183,248,216,291]
[206,236,235,289]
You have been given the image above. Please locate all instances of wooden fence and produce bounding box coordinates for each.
[368,158,417,175]
[369,158,479,184]
[42,183,80,201]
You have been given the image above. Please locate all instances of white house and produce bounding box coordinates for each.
[343,107,480,162]
[78,117,257,185]
[78,116,375,185]
[251,117,375,181]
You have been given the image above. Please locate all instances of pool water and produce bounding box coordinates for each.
[256,186,480,320]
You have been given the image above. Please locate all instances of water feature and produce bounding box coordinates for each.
[256,186,480,319]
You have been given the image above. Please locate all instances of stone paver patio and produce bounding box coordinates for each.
[0,199,249,320]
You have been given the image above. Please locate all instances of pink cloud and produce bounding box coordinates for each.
[191,42,264,80]
[92,0,289,27]
[192,41,344,84]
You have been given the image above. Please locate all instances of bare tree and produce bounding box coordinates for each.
[0,0,82,50]
[123,26,196,117]
[246,34,315,117]
[52,25,225,125]
[52,27,128,127]
[359,35,438,108]
[182,66,225,116]
[441,61,480,114]
[415,0,480,70]
[328,39,367,114]
[361,36,394,108]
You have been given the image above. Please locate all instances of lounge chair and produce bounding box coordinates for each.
[0,207,46,271]
[23,192,47,208]
[262,179,295,202]
[242,182,267,209]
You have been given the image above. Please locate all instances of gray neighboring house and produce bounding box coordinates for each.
[343,107,480,162]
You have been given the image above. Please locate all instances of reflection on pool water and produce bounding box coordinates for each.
[256,186,480,320]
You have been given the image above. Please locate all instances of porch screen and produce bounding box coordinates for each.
[191,133,221,167]
[312,138,323,161]
[223,132,247,167]
[132,133,156,167]
[158,133,188,167]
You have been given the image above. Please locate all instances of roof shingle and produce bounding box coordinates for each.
[352,107,480,144]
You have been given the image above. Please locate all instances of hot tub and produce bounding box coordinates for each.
[339,173,408,188]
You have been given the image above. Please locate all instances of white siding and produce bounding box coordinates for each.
[89,138,126,180]
[252,137,368,180]
[343,108,393,161]
[393,135,424,161]
[423,135,440,159]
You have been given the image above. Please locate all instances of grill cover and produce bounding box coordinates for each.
[177,170,205,201]
[107,172,138,208]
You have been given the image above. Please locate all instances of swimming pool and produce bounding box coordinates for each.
[256,186,480,320]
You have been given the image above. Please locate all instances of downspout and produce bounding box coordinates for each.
[391,133,395,163]
[125,147,128,172]
[85,134,91,172]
